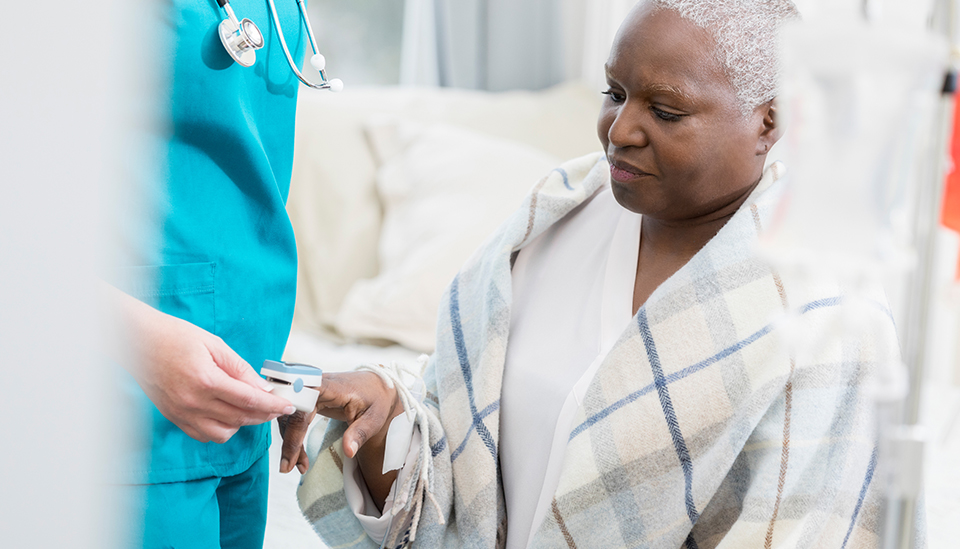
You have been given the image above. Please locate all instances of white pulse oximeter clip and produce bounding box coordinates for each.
[260,360,323,413]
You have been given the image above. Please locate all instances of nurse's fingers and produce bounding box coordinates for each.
[213,376,296,418]
[204,343,296,416]
[182,417,240,444]
[203,396,286,427]
[212,340,277,392]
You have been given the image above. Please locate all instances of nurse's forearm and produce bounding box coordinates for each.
[99,281,295,443]
[99,282,141,367]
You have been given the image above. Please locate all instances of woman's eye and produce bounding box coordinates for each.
[601,90,625,103]
[651,106,682,122]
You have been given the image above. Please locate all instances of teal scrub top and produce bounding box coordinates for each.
[119,0,304,484]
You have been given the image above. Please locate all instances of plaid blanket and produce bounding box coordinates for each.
[298,152,900,549]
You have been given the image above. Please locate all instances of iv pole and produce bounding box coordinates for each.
[877,0,957,547]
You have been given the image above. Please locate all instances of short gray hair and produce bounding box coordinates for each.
[647,0,800,113]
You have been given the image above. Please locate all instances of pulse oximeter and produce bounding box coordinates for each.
[260,360,323,413]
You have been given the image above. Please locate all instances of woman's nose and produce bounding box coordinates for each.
[607,105,649,149]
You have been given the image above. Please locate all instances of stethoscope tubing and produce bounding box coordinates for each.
[266,0,334,90]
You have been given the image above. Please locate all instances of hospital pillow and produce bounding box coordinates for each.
[287,84,602,340]
[334,121,561,352]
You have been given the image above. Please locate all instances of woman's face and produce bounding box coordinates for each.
[598,6,777,223]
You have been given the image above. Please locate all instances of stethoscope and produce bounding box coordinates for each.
[216,0,343,92]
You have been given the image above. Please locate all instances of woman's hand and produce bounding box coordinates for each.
[106,284,296,444]
[304,371,405,505]
[277,409,315,474]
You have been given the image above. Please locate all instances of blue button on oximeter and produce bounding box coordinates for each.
[260,360,323,413]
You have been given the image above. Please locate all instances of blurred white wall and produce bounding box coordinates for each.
[306,0,405,86]
[0,0,130,547]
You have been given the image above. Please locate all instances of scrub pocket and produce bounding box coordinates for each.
[111,261,219,483]
[120,262,217,333]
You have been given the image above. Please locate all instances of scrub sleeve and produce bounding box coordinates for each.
[112,0,305,546]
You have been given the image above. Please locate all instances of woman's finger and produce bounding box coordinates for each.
[311,373,367,422]
[302,371,400,458]
[278,411,312,473]
[312,373,355,406]
[296,447,309,474]
[341,401,393,458]
[313,403,350,423]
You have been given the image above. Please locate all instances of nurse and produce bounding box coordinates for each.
[106,0,309,547]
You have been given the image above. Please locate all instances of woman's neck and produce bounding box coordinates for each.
[631,178,760,314]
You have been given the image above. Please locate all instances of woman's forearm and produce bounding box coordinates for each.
[356,395,405,510]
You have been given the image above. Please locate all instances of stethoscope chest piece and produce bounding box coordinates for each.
[219,16,263,67]
[216,0,342,91]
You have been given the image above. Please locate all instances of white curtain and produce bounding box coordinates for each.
[399,0,944,91]
[400,0,442,86]
[399,0,639,91]
[401,0,593,90]
[571,0,637,91]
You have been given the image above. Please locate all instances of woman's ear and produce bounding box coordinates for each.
[756,99,781,155]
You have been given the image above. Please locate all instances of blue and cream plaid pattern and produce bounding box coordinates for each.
[298,153,902,548]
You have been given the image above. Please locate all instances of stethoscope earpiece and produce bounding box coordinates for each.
[216,0,343,91]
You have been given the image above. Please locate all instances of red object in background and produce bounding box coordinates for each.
[944,94,960,279]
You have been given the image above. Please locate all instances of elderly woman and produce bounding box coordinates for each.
[286,1,897,547]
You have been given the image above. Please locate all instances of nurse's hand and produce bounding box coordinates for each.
[107,285,296,443]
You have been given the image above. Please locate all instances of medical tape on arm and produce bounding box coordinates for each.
[354,355,445,542]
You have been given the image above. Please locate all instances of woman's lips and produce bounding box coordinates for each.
[609,163,651,183]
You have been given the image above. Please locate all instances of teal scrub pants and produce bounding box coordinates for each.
[129,453,269,549]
